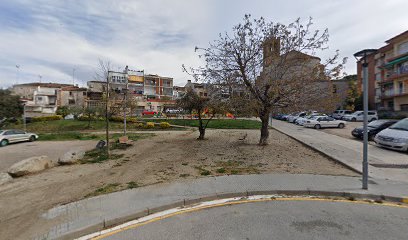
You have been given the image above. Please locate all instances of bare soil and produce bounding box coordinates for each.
[0,129,358,239]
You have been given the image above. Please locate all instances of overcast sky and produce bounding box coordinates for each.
[0,0,407,88]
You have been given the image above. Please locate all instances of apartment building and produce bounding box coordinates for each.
[357,30,408,111]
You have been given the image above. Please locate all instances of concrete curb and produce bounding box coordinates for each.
[58,189,408,240]
[271,125,363,175]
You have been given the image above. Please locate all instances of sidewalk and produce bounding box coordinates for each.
[272,120,408,182]
[35,174,408,240]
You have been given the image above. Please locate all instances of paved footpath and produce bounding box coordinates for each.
[35,174,408,240]
[272,120,408,182]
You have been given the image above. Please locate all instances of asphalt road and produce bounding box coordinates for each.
[103,200,408,240]
[0,140,96,171]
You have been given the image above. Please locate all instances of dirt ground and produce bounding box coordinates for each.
[321,121,362,140]
[0,129,358,239]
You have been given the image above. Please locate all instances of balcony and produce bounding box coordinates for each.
[381,89,408,99]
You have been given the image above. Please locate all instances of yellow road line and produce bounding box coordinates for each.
[91,197,408,240]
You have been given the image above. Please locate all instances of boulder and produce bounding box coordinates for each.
[58,149,85,165]
[7,156,52,177]
[0,172,12,185]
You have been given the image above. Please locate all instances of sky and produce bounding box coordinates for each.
[0,0,407,88]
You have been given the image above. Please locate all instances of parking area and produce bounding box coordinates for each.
[0,140,97,172]
[272,120,408,182]
[321,121,362,140]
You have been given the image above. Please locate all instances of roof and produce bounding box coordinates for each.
[286,50,321,61]
[61,86,87,91]
[385,30,408,44]
[13,82,73,88]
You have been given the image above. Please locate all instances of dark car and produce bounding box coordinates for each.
[351,119,398,141]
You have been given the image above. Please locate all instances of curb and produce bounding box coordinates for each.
[57,190,407,240]
[271,125,363,175]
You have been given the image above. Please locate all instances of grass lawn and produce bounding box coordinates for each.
[7,119,181,133]
[38,132,155,141]
[150,119,261,129]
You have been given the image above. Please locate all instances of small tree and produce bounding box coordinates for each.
[0,89,23,118]
[56,106,70,118]
[177,88,228,140]
[191,15,346,145]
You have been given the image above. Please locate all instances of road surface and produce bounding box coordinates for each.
[101,199,408,240]
[0,140,96,171]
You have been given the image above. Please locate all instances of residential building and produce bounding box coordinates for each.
[173,86,186,99]
[357,30,408,111]
[59,86,87,107]
[144,74,173,99]
[184,80,208,97]
[11,82,78,117]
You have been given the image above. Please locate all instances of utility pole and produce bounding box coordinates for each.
[124,66,129,136]
[15,65,20,85]
[354,49,377,190]
[38,75,42,83]
[72,68,76,86]
[23,104,26,132]
[106,72,110,158]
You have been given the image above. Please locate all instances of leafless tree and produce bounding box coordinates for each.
[177,87,229,140]
[190,15,346,145]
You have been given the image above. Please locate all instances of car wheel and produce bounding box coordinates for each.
[338,123,345,129]
[29,135,36,142]
[0,139,8,147]
[314,124,321,129]
[351,118,356,122]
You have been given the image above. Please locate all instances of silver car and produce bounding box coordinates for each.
[0,129,39,147]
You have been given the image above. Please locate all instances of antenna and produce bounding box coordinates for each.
[38,75,42,83]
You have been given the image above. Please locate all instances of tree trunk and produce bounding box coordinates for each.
[259,109,270,145]
[197,113,205,140]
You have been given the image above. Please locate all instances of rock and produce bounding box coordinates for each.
[58,149,85,165]
[7,156,52,177]
[0,172,12,185]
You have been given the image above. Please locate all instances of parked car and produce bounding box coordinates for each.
[343,111,378,122]
[303,116,346,129]
[287,112,306,123]
[374,118,408,152]
[142,110,157,116]
[296,113,327,126]
[332,110,353,119]
[0,129,39,147]
[351,119,398,141]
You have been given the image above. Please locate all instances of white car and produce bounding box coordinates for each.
[296,113,327,126]
[343,111,378,122]
[303,116,346,129]
[287,112,306,123]
[332,110,353,119]
[0,129,39,147]
[374,118,408,152]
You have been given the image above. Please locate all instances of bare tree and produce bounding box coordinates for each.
[190,15,346,145]
[177,87,228,140]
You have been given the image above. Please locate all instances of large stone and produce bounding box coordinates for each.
[7,156,52,177]
[0,172,12,185]
[58,149,85,165]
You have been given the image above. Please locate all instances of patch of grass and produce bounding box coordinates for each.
[127,181,139,189]
[80,149,124,164]
[86,183,121,197]
[200,170,211,176]
[230,169,239,174]
[179,173,190,178]
[216,168,226,173]
[195,166,211,176]
[38,132,155,142]
[181,162,188,166]
[150,119,261,129]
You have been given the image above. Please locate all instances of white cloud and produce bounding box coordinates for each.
[0,0,407,89]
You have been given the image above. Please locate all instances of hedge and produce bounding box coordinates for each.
[32,115,63,122]
[145,122,155,128]
[160,122,171,129]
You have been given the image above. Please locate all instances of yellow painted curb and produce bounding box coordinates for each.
[91,197,408,240]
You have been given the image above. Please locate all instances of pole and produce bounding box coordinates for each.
[23,104,26,132]
[72,68,76,86]
[362,62,369,190]
[124,66,129,136]
[106,73,110,158]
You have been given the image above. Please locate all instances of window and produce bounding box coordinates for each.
[397,41,408,55]
[14,130,25,134]
[69,91,73,96]
[401,104,408,111]
[37,96,43,101]
[332,84,337,93]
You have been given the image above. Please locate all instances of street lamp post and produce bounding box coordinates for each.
[354,49,377,190]
[124,66,129,136]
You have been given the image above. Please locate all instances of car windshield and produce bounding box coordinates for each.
[389,119,408,131]
[368,120,387,128]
